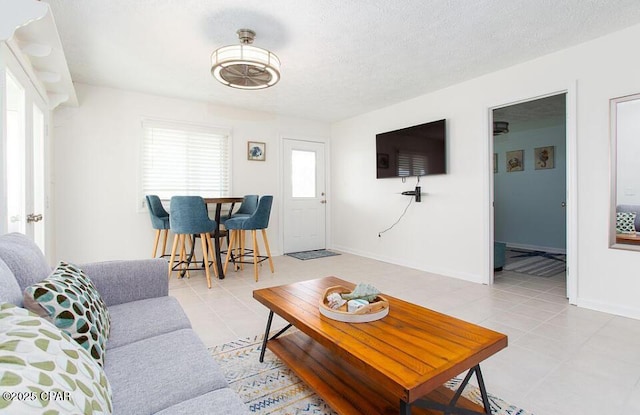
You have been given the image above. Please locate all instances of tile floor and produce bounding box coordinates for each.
[168,252,640,415]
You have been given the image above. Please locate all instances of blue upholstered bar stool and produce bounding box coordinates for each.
[145,195,171,258]
[223,195,258,265]
[223,195,274,282]
[168,196,218,288]
[229,195,258,219]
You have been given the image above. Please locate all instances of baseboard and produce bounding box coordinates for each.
[576,298,640,321]
[501,242,566,255]
[330,244,486,285]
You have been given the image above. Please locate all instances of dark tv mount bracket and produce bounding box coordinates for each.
[401,186,422,202]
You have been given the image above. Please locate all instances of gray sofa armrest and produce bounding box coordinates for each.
[80,259,168,306]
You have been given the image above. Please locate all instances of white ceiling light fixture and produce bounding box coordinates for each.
[210,29,281,90]
[493,121,509,135]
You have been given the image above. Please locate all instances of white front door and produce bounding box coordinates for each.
[4,68,47,253]
[283,139,326,253]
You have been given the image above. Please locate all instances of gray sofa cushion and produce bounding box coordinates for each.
[0,233,51,290]
[0,257,22,306]
[80,259,168,307]
[105,328,229,414]
[107,296,191,350]
[155,388,249,415]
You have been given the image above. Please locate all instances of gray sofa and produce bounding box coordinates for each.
[0,232,248,414]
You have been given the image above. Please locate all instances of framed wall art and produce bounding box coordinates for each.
[534,146,554,170]
[247,141,266,161]
[506,150,524,172]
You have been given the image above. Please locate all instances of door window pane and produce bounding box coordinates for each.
[291,150,316,198]
[6,71,25,234]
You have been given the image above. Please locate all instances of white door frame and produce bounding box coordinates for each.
[1,43,50,256]
[279,136,330,254]
[486,83,578,304]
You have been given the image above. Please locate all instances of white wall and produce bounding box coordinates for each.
[331,23,640,319]
[52,83,330,263]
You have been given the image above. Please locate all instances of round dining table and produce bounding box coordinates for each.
[204,197,244,279]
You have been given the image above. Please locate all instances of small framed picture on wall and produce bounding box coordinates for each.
[534,146,554,170]
[506,150,524,172]
[247,141,266,161]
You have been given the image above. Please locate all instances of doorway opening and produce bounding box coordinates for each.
[491,94,568,295]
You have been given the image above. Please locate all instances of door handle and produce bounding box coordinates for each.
[561,202,566,208]
[26,214,43,223]
[320,200,326,204]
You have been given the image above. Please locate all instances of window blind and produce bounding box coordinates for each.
[142,120,230,201]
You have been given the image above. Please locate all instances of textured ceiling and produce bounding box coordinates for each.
[43,0,640,122]
[494,94,566,124]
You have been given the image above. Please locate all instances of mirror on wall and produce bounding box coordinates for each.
[611,93,640,250]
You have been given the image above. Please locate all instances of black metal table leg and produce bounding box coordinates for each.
[213,203,225,279]
[259,311,274,363]
[259,310,293,363]
[179,235,197,278]
[474,365,491,414]
[407,365,492,415]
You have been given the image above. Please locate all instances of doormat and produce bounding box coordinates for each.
[286,249,341,261]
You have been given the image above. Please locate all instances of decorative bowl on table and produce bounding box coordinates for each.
[319,285,389,323]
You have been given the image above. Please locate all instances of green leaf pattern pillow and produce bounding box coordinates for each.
[0,303,112,414]
[23,262,110,366]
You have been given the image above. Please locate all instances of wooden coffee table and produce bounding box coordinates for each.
[253,277,508,415]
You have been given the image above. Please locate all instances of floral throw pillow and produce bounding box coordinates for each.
[0,303,112,414]
[23,261,111,366]
[616,212,637,234]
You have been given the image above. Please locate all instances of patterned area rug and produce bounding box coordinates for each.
[209,334,533,415]
[504,255,566,277]
[285,249,341,261]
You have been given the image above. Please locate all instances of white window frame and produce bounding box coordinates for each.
[139,118,232,209]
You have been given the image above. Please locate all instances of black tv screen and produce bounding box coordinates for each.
[376,119,446,179]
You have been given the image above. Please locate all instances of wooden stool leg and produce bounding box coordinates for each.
[206,233,219,279]
[252,230,259,282]
[152,229,161,258]
[261,229,275,273]
[168,233,180,277]
[200,233,212,289]
[161,229,169,257]
[224,230,236,274]
[240,230,245,270]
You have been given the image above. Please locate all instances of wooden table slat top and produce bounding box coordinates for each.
[253,276,508,403]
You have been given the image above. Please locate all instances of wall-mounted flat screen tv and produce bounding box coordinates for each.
[376,119,446,179]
